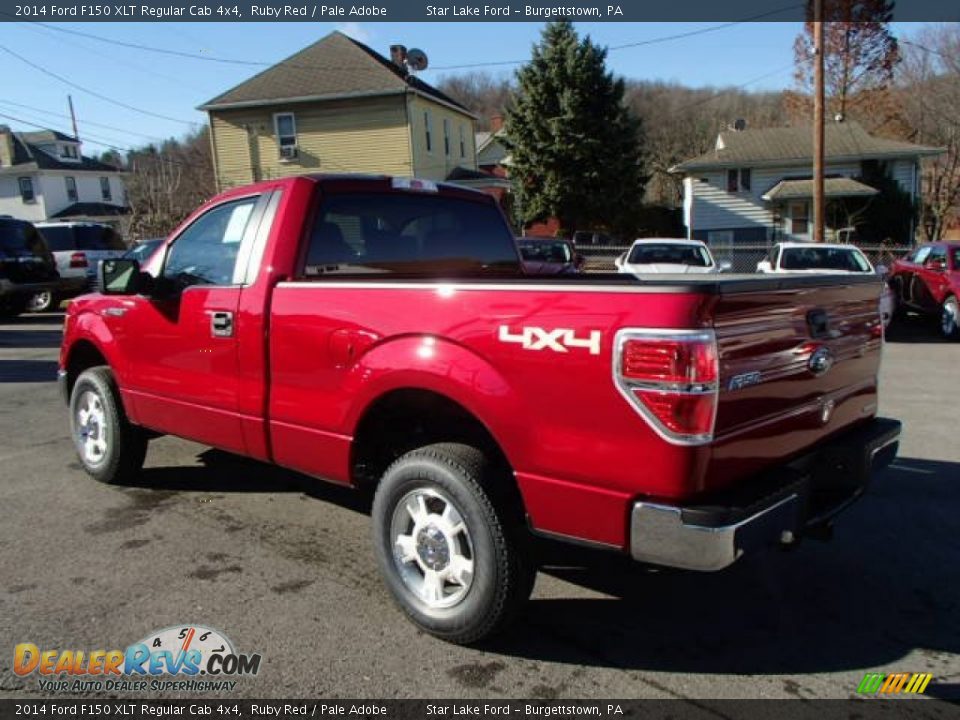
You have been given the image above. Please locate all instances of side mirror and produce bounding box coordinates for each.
[718,260,733,273]
[100,258,144,295]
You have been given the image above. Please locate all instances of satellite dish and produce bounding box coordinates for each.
[406,48,429,72]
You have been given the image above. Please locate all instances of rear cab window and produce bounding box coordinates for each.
[300,190,520,279]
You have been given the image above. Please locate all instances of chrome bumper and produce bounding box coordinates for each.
[629,417,901,572]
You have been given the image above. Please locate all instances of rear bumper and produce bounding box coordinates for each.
[629,417,901,571]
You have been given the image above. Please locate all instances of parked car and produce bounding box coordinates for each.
[30,222,126,312]
[517,236,583,275]
[123,238,164,264]
[61,174,899,644]
[887,242,960,339]
[615,238,727,274]
[757,242,895,328]
[0,218,59,319]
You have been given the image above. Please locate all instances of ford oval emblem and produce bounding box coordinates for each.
[808,346,835,376]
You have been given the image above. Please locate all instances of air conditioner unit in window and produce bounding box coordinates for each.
[279,145,298,160]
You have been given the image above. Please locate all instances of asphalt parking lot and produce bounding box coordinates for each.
[1,312,958,700]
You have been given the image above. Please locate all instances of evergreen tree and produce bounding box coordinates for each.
[503,21,644,237]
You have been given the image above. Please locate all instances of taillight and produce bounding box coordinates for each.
[69,252,88,268]
[614,330,719,445]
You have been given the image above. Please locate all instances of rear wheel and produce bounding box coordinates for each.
[70,366,148,484]
[0,296,28,319]
[28,290,56,313]
[941,296,959,340]
[372,443,535,644]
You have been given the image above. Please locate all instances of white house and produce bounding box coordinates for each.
[0,126,128,225]
[670,121,942,249]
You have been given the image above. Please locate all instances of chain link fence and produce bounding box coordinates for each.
[577,243,915,274]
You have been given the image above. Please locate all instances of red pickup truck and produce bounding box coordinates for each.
[59,175,900,643]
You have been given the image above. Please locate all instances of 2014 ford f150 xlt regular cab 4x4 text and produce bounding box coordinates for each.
[59,175,900,643]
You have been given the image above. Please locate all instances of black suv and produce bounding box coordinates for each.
[0,218,59,319]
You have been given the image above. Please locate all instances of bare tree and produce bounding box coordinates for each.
[436,72,514,130]
[789,0,900,131]
[124,128,216,241]
[897,25,960,242]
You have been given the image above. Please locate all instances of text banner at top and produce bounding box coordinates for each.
[3,0,959,22]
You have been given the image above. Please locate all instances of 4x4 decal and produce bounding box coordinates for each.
[498,326,602,355]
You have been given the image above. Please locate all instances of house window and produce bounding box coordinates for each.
[18,177,35,203]
[459,125,466,158]
[861,159,888,178]
[60,145,78,159]
[65,176,78,202]
[424,111,433,153]
[443,118,451,156]
[274,113,297,159]
[100,177,112,201]
[727,168,751,192]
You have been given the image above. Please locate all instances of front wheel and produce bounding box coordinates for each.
[372,443,535,644]
[941,296,960,340]
[69,366,148,484]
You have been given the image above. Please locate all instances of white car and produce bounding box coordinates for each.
[757,242,894,327]
[615,238,729,275]
[31,222,126,311]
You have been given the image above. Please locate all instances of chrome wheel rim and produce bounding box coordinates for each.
[390,488,474,609]
[29,292,52,312]
[942,299,958,337]
[75,390,109,466]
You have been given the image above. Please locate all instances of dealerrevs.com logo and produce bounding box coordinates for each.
[14,625,262,693]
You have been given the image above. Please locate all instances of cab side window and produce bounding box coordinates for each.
[164,198,257,287]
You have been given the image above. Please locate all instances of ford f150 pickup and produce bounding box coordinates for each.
[59,175,900,643]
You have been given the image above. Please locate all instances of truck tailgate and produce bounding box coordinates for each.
[707,275,885,490]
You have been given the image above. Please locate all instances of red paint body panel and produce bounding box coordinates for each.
[888,242,960,315]
[60,175,886,552]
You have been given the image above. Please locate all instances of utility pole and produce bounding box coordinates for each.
[67,95,79,141]
[812,0,825,243]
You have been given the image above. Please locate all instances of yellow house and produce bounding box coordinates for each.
[199,32,479,190]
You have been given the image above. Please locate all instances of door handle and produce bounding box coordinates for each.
[210,311,234,338]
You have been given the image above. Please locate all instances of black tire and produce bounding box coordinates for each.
[372,442,535,644]
[28,290,57,313]
[69,366,148,484]
[0,296,28,320]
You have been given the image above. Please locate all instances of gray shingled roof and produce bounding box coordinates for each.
[2,133,121,173]
[671,122,942,172]
[199,32,470,114]
[762,177,880,201]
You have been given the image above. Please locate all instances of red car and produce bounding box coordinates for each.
[516,236,584,275]
[888,242,960,339]
[60,175,899,643]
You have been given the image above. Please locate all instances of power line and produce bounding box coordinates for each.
[0,45,200,127]
[15,7,803,74]
[0,99,175,142]
[675,62,797,111]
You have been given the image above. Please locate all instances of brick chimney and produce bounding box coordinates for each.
[390,45,407,68]
[0,125,13,168]
[490,114,504,133]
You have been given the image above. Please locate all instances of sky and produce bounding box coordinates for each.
[0,20,925,156]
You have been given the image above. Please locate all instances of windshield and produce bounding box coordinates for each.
[0,221,49,258]
[781,247,871,272]
[627,243,711,266]
[518,240,572,264]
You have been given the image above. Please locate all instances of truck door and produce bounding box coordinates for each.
[119,193,269,454]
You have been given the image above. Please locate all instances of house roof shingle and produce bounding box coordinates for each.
[762,177,880,201]
[671,121,942,172]
[50,202,129,219]
[3,133,122,173]
[199,32,471,115]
